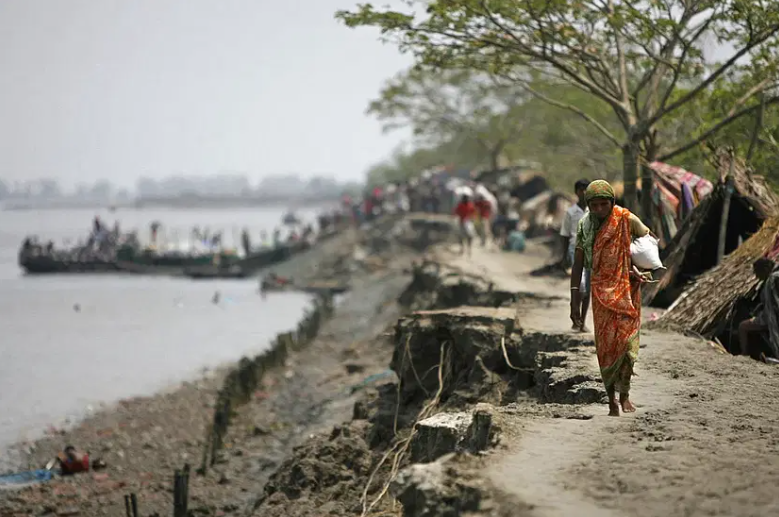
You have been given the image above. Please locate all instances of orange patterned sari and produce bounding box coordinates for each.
[591,205,641,393]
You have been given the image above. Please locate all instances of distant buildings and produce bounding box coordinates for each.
[0,173,358,208]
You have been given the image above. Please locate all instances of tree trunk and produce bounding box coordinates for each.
[489,142,505,171]
[621,142,640,213]
[642,132,659,231]
[490,150,500,171]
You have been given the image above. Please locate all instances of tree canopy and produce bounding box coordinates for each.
[338,0,779,219]
[369,67,530,169]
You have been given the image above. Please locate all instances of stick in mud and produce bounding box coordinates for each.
[173,464,191,517]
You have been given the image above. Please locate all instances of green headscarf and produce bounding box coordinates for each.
[577,179,615,268]
[585,179,615,203]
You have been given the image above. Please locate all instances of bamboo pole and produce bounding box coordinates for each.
[716,153,736,264]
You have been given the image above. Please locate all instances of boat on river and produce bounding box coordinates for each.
[114,244,234,276]
[282,211,301,226]
[18,236,120,275]
[18,254,120,274]
[260,277,351,296]
[182,241,311,280]
[18,226,323,278]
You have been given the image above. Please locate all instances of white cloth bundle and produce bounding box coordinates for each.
[461,220,476,238]
[630,234,665,271]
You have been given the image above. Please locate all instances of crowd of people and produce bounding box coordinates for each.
[344,173,533,257]
[20,216,129,263]
[346,170,779,419]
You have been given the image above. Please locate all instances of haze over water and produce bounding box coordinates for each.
[0,206,316,454]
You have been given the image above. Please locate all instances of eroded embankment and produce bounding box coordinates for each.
[251,261,605,517]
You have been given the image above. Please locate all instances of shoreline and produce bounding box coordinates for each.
[0,223,387,514]
[1,227,357,465]
[0,289,327,478]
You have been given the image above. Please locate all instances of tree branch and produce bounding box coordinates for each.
[650,24,779,125]
[517,82,621,147]
[746,93,766,163]
[657,97,779,162]
[607,0,631,116]
[727,77,774,117]
[653,14,721,117]
[476,0,624,109]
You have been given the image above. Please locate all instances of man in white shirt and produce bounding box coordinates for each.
[560,178,591,331]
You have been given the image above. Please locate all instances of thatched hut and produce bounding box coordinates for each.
[518,190,575,237]
[650,216,779,352]
[642,150,779,307]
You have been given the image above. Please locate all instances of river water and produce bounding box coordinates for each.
[0,207,317,453]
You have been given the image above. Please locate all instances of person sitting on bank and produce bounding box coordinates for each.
[739,258,779,358]
[57,445,89,475]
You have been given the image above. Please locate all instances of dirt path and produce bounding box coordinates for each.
[437,243,779,517]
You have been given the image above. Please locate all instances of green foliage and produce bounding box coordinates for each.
[368,67,531,169]
[363,72,625,189]
[662,81,779,185]
[338,0,779,213]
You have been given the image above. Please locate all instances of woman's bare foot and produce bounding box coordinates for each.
[608,398,620,417]
[620,394,636,413]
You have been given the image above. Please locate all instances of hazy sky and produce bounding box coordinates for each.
[0,0,412,187]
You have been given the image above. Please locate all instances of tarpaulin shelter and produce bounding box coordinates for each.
[650,216,779,353]
[518,190,575,237]
[643,149,779,308]
[648,161,714,247]
[509,174,550,203]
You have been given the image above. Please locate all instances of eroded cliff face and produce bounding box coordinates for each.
[252,262,604,517]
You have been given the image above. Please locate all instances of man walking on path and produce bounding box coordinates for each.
[454,194,476,257]
[560,178,590,331]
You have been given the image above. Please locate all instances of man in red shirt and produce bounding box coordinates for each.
[454,194,476,257]
[474,194,493,247]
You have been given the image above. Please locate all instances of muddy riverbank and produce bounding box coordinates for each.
[7,218,776,517]
[0,216,451,516]
[249,242,779,517]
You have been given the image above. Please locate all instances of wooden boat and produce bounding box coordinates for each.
[18,232,331,278]
[114,245,230,276]
[183,264,249,280]
[19,254,119,274]
[183,242,309,279]
[282,211,301,225]
[260,278,350,296]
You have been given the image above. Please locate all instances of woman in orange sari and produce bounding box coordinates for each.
[569,180,649,416]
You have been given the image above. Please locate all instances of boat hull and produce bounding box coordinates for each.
[19,255,120,274]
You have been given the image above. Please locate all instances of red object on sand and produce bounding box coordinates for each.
[60,453,89,475]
